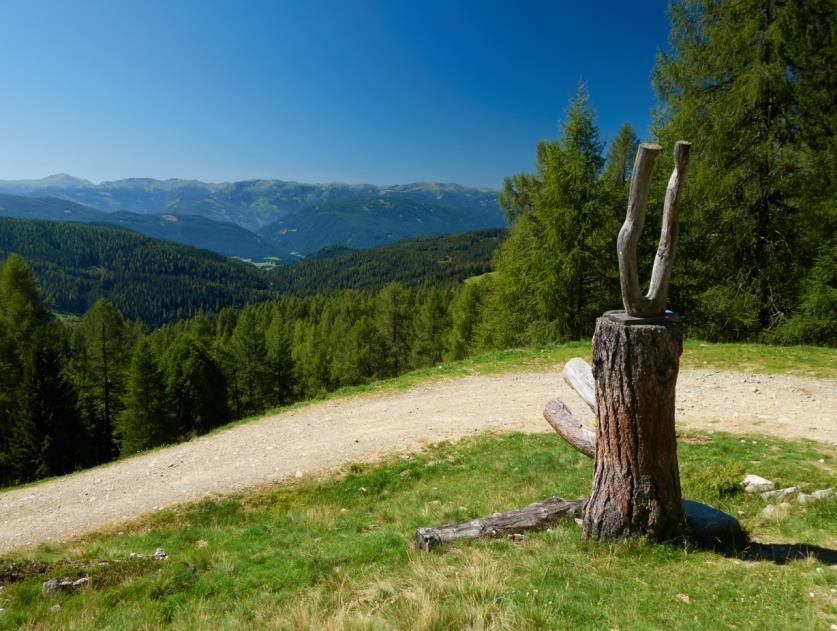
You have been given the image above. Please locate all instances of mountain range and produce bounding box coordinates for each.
[0,175,506,260]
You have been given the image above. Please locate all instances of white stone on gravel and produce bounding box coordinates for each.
[743,474,775,493]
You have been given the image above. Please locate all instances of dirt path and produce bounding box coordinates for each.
[1,368,834,554]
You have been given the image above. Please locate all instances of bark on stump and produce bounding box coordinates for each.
[582,315,684,541]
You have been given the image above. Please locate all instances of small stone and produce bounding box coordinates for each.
[675,593,690,604]
[294,470,303,479]
[761,502,791,519]
[798,488,833,504]
[49,604,61,613]
[153,548,168,561]
[71,577,89,590]
[742,474,774,493]
[508,533,525,543]
[761,487,797,501]
[195,539,208,548]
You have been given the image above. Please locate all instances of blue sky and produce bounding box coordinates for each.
[0,1,670,188]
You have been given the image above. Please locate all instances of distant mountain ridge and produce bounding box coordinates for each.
[0,175,506,259]
[0,193,282,260]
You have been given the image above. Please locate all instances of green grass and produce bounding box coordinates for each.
[1,432,834,630]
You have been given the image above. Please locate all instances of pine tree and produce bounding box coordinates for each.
[375,283,413,375]
[118,338,170,454]
[163,333,229,437]
[445,282,484,361]
[71,299,131,463]
[486,88,613,344]
[603,123,640,186]
[265,311,295,405]
[411,286,448,367]
[229,307,272,415]
[10,334,84,481]
[653,0,835,339]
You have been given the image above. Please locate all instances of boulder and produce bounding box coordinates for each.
[742,474,775,493]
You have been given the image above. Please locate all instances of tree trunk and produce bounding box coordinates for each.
[582,315,684,541]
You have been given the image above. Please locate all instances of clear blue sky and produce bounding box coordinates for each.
[0,0,670,188]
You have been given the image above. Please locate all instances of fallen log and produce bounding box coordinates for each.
[414,497,586,551]
[543,399,595,458]
[561,357,595,411]
[415,498,748,553]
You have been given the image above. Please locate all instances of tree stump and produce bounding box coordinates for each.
[582,314,684,541]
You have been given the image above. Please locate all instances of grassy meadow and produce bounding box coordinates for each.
[1,430,834,630]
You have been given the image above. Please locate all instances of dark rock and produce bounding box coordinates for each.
[682,499,748,551]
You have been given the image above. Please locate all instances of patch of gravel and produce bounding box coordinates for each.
[0,368,834,554]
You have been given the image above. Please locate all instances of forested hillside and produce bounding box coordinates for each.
[269,228,505,294]
[0,218,504,325]
[0,218,275,324]
[0,253,486,486]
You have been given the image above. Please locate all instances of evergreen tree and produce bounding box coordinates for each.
[374,283,413,375]
[229,307,272,415]
[265,311,295,406]
[411,286,448,367]
[603,123,640,186]
[445,282,484,361]
[118,338,170,454]
[485,88,614,344]
[653,0,835,339]
[10,334,84,481]
[163,333,229,437]
[71,299,131,463]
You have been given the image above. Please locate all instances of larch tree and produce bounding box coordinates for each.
[653,0,835,340]
[486,88,614,344]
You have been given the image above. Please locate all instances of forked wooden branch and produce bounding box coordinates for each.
[414,497,586,551]
[617,141,691,317]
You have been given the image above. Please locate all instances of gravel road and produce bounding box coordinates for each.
[1,368,834,554]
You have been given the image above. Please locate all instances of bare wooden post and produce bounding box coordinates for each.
[583,140,691,542]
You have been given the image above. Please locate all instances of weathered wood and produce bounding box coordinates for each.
[414,497,586,551]
[582,316,685,541]
[543,399,596,458]
[561,357,595,411]
[617,141,691,317]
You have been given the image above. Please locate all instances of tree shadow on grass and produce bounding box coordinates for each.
[736,541,837,566]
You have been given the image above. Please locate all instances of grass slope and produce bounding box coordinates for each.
[0,432,833,629]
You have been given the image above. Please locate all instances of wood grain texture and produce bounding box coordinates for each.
[415,497,586,551]
[582,316,685,541]
[617,141,690,317]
